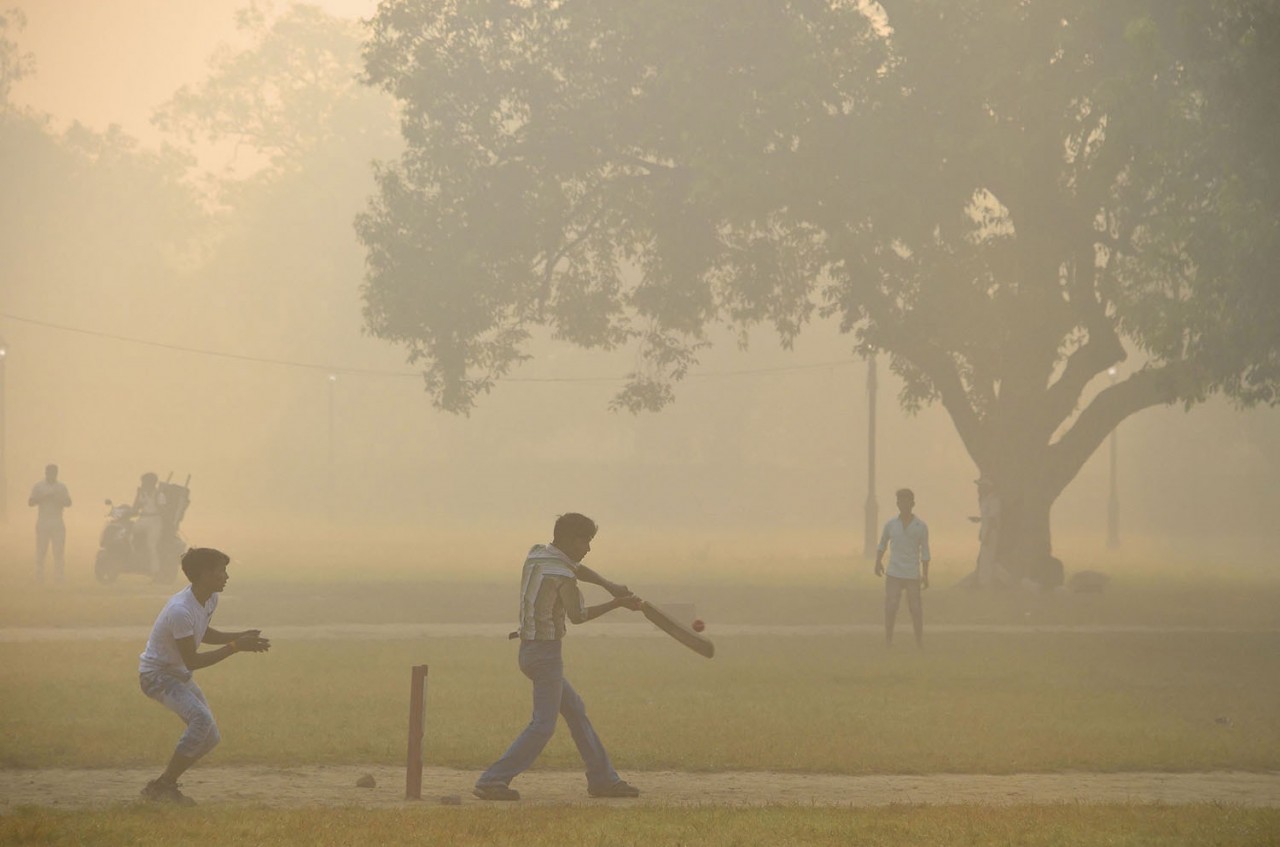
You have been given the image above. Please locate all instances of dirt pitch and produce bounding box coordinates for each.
[3,766,1278,810]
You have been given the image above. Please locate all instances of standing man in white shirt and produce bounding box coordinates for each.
[29,463,72,583]
[138,547,270,805]
[874,488,931,647]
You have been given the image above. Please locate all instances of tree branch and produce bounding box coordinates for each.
[539,201,609,296]
[881,328,987,468]
[1038,262,1125,438]
[1045,360,1201,497]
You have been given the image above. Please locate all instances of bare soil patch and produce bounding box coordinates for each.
[3,766,1277,810]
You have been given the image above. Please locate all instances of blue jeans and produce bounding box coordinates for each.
[140,670,221,760]
[476,639,619,790]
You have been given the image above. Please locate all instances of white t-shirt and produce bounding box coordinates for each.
[138,587,219,675]
[878,515,931,579]
[136,487,167,517]
[30,480,71,523]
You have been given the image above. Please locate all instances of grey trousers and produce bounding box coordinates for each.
[885,575,923,642]
[36,519,66,578]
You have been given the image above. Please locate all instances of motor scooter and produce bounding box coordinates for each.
[94,474,191,583]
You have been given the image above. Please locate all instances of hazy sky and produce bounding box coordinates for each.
[10,0,376,141]
[4,0,1279,574]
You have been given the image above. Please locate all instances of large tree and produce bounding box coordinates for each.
[357,0,1280,582]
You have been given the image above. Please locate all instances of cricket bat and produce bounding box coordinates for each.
[641,601,715,659]
[571,562,714,658]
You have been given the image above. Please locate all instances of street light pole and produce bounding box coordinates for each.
[0,336,8,525]
[327,374,337,520]
[863,353,878,559]
[1107,367,1120,549]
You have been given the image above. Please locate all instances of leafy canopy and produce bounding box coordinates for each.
[358,0,1280,460]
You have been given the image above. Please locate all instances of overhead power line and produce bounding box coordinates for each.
[0,311,856,383]
[1,311,402,377]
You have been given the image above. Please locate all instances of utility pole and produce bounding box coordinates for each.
[863,353,878,559]
[327,373,337,520]
[0,336,8,525]
[1107,367,1120,548]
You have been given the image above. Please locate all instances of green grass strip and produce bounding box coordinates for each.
[3,633,1278,773]
[2,804,1278,847]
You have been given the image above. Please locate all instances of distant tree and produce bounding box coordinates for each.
[0,7,34,111]
[155,2,396,177]
[2,5,203,339]
[358,0,1280,581]
[1,119,201,307]
[152,1,399,351]
[144,2,406,503]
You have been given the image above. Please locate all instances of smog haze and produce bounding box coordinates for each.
[4,0,1279,586]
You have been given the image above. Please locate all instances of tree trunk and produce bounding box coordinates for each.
[994,480,1061,588]
[929,347,1154,591]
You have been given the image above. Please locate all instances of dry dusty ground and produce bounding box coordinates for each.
[3,766,1278,810]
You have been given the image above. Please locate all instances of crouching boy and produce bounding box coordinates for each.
[138,547,269,804]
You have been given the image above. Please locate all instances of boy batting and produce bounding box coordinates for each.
[474,513,644,801]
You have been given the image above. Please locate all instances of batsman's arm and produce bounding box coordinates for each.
[564,581,642,624]
[578,596,643,623]
[571,562,632,598]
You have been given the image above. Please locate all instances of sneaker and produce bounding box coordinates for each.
[588,780,640,798]
[142,778,197,806]
[473,783,520,801]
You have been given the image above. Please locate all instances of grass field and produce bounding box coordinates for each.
[3,540,1278,845]
[3,522,1279,629]
[5,569,1280,630]
[2,805,1278,847]
[2,631,1277,773]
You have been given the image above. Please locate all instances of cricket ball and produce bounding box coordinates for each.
[691,619,705,632]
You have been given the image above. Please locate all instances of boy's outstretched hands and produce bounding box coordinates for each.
[232,630,271,653]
